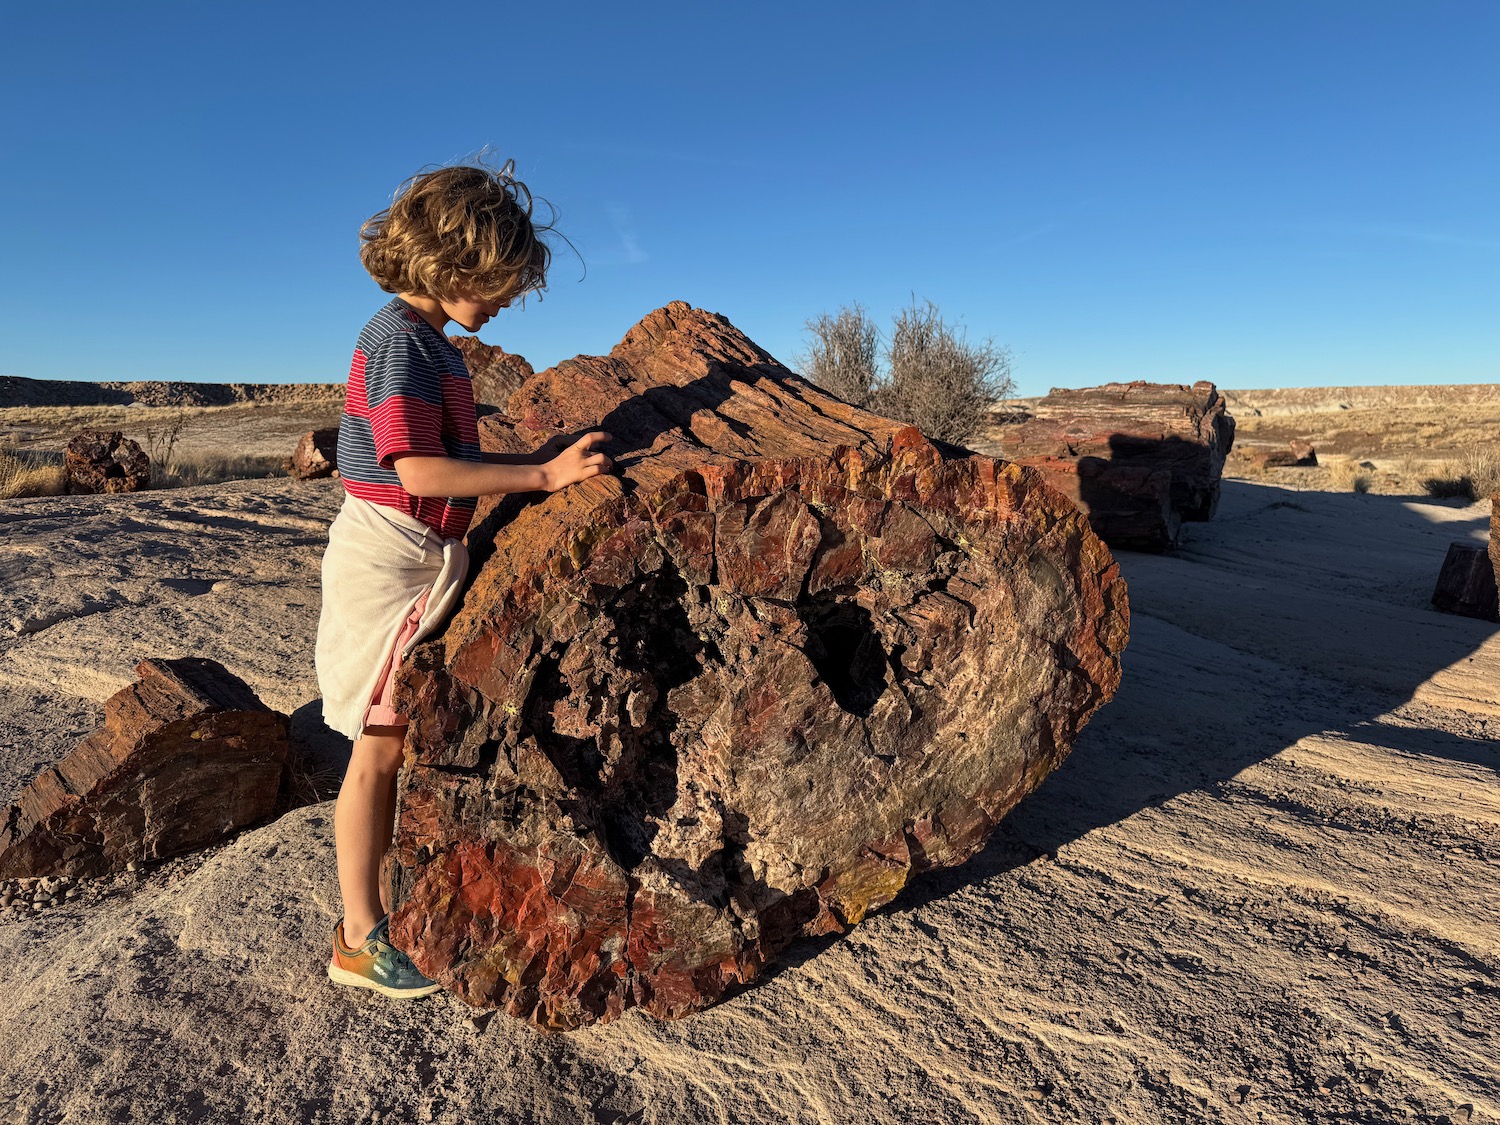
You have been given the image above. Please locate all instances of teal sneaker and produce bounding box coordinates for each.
[327,914,443,999]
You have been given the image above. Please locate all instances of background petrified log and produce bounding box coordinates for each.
[997,381,1235,548]
[285,427,339,479]
[63,429,150,494]
[0,658,289,880]
[449,335,535,411]
[387,302,1129,1030]
[1432,541,1500,621]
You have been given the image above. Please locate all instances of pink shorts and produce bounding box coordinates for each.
[363,590,430,730]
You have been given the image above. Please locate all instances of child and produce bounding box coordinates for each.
[316,160,612,999]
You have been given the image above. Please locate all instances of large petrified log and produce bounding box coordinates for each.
[996,381,1235,549]
[63,429,151,494]
[386,302,1129,1030]
[0,658,289,880]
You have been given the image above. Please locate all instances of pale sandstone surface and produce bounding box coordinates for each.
[0,475,1495,1123]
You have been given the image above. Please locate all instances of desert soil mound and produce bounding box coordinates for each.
[0,476,1496,1123]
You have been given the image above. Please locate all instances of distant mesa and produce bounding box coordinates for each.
[0,375,344,409]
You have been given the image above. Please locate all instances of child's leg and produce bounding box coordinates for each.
[334,723,407,946]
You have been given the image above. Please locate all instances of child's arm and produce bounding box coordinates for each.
[394,431,613,498]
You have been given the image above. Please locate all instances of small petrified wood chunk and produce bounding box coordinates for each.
[1432,541,1500,622]
[449,335,535,409]
[0,658,290,880]
[286,427,339,479]
[1288,439,1318,466]
[383,303,1130,1030]
[63,429,150,494]
[997,381,1235,545]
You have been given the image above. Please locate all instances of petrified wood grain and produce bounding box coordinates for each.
[0,658,290,880]
[384,302,1129,1030]
[63,429,150,495]
[997,381,1235,533]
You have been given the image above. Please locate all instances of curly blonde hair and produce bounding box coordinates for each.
[359,162,553,303]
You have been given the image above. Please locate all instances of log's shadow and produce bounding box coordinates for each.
[874,478,1497,925]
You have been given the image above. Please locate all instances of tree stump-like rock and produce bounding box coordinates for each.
[285,427,339,479]
[996,382,1235,548]
[385,302,1130,1030]
[1431,541,1499,622]
[63,429,150,494]
[0,658,290,880]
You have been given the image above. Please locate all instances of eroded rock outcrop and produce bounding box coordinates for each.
[0,658,290,880]
[996,382,1235,550]
[63,430,150,494]
[384,303,1129,1030]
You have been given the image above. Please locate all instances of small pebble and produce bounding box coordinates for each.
[1,895,13,909]
[126,862,139,873]
[65,888,80,900]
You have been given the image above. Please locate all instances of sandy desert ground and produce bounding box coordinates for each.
[0,387,1496,1125]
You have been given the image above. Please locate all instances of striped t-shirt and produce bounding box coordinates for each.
[336,298,482,540]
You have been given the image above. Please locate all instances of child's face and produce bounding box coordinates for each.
[441,293,511,333]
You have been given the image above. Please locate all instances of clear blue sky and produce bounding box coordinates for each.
[2,1,1496,397]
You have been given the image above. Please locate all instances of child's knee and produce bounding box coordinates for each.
[352,725,408,775]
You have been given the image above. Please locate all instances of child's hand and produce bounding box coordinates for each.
[541,432,614,492]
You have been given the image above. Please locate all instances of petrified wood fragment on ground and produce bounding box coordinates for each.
[385,302,1129,1030]
[0,658,290,880]
[63,429,150,494]
[996,381,1235,549]
[286,427,340,479]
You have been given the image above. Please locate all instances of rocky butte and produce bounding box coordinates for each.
[382,303,1130,1030]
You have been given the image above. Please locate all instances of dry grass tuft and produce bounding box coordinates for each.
[0,446,66,499]
[272,742,344,818]
[155,452,287,488]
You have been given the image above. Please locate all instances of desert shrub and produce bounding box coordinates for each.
[0,446,66,499]
[1420,442,1500,502]
[143,417,187,486]
[1422,475,1477,500]
[1328,458,1371,494]
[801,304,881,408]
[801,299,1013,445]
